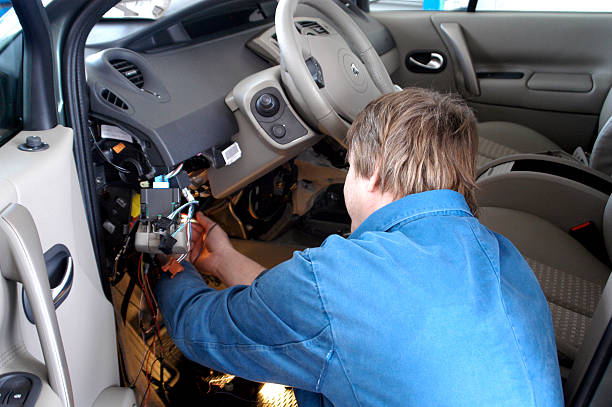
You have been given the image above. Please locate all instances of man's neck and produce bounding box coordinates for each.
[351,191,396,232]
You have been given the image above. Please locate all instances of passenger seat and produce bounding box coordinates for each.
[480,195,612,404]
[477,87,612,170]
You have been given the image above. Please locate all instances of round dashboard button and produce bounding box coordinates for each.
[272,125,286,139]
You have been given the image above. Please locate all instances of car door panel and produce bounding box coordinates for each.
[431,13,612,113]
[374,11,458,92]
[0,127,118,407]
[374,10,612,150]
[0,202,73,406]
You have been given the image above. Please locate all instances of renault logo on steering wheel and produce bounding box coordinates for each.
[350,63,360,77]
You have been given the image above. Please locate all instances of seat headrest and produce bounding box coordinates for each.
[590,87,612,175]
[599,87,612,133]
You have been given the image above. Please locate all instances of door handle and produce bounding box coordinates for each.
[0,203,74,407]
[405,50,446,73]
[22,245,74,324]
[409,53,444,70]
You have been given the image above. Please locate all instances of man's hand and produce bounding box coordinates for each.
[189,212,265,286]
[189,212,231,274]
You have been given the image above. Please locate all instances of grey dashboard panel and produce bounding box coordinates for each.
[87,20,151,48]
[87,0,395,56]
[85,0,397,173]
[246,16,400,75]
[86,26,271,168]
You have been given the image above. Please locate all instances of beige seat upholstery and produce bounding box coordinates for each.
[477,87,612,170]
[477,122,562,168]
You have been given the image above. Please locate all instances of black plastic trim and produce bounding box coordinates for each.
[0,372,42,407]
[356,0,370,13]
[62,0,120,300]
[250,87,307,145]
[88,0,394,57]
[12,0,58,130]
[569,320,612,406]
[477,72,524,79]
[511,159,612,195]
[467,0,478,12]
[99,0,267,51]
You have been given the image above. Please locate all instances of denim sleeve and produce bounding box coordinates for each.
[154,249,333,392]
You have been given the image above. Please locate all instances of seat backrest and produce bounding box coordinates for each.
[564,193,612,405]
[599,88,612,135]
[589,88,612,174]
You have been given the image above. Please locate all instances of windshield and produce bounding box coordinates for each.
[0,0,54,49]
[103,0,172,19]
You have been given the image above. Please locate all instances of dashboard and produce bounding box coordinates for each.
[85,0,398,197]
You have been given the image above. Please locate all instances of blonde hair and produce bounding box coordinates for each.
[346,87,478,213]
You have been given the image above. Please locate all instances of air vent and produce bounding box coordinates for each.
[110,59,144,89]
[101,89,128,110]
[296,21,329,35]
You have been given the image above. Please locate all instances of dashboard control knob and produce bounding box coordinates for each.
[255,93,280,117]
[271,125,286,139]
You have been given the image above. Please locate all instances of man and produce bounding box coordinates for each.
[155,88,564,406]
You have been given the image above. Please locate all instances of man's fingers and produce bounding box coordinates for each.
[190,222,204,236]
[196,212,217,229]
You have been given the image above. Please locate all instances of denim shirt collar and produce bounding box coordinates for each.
[349,189,473,240]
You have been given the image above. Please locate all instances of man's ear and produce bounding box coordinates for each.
[366,167,380,193]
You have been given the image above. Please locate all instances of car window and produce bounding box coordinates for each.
[0,3,23,147]
[476,0,612,12]
[104,0,172,19]
[370,0,470,12]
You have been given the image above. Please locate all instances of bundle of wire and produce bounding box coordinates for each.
[165,163,198,263]
[165,162,183,179]
[135,254,165,407]
[168,200,197,263]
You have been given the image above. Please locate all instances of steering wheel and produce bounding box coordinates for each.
[275,0,396,145]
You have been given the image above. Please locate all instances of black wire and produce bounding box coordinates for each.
[88,125,131,174]
[202,223,218,247]
[138,380,151,407]
[111,220,140,285]
[191,222,218,261]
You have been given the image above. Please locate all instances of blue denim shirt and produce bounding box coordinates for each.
[156,189,563,406]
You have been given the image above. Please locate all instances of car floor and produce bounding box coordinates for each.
[110,235,313,406]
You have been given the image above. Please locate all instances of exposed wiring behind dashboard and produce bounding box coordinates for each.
[88,125,131,174]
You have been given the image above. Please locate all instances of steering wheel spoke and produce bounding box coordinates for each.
[275,0,396,145]
[295,30,313,60]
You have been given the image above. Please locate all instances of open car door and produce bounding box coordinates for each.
[0,2,128,406]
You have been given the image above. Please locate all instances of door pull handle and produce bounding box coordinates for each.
[23,254,73,324]
[409,53,444,70]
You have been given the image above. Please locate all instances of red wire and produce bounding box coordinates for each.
[141,259,164,356]
[136,255,169,405]
[143,339,156,406]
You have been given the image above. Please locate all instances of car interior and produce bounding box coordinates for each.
[0,0,611,406]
